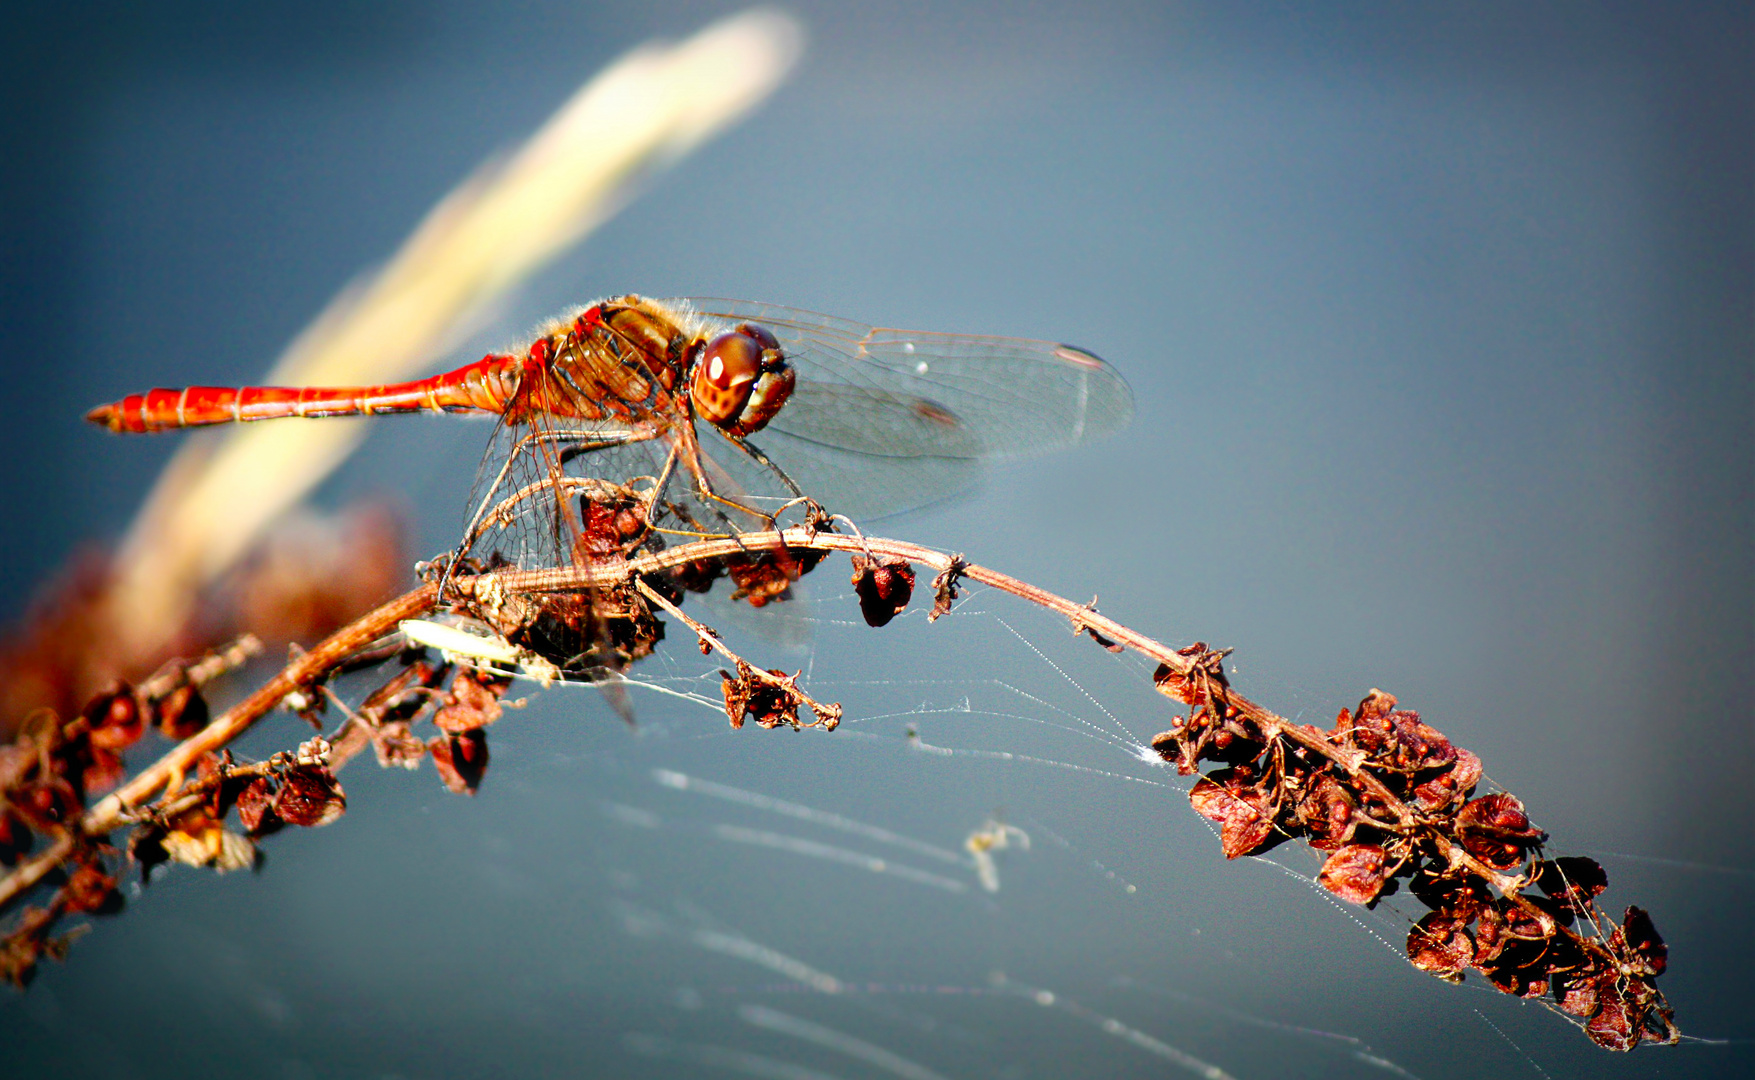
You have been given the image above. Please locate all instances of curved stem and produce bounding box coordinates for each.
[0,528,1635,986]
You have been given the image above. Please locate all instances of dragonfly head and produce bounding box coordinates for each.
[692,322,795,438]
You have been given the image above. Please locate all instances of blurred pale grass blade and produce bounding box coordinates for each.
[109,8,804,652]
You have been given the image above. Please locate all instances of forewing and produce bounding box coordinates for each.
[675,299,1134,517]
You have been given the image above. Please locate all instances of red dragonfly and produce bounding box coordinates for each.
[91,296,1131,656]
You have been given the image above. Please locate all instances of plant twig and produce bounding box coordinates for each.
[0,585,434,910]
[633,576,841,730]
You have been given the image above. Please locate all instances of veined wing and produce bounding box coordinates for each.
[674,298,1134,518]
[679,298,1133,458]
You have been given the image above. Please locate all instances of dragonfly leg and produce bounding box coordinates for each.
[654,421,771,538]
[646,422,813,542]
[723,433,806,500]
[638,443,683,536]
[724,432,829,527]
[692,473,784,539]
[636,437,751,542]
[696,429,831,534]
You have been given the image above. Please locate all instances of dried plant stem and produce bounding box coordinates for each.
[88,584,436,833]
[0,527,1652,1010]
[0,839,68,912]
[137,636,266,701]
[489,529,1156,654]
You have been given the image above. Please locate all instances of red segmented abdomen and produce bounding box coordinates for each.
[86,354,527,434]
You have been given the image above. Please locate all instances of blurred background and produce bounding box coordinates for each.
[1,2,1749,1078]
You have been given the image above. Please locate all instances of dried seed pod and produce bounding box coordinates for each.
[1407,912,1475,980]
[720,666,752,730]
[1618,906,1668,977]
[13,778,80,831]
[1297,773,1359,851]
[235,777,278,835]
[83,683,143,752]
[1411,747,1482,811]
[1355,689,1398,721]
[1188,769,1278,858]
[60,862,122,917]
[572,490,649,563]
[744,671,804,729]
[718,661,818,730]
[429,730,489,795]
[727,555,796,607]
[272,765,346,827]
[155,684,209,740]
[667,558,726,596]
[1152,644,1232,707]
[369,722,429,770]
[433,670,510,734]
[850,552,914,627]
[1456,793,1546,870]
[1585,991,1640,1051]
[1317,843,1389,904]
[1554,964,1613,1017]
[1372,710,1456,774]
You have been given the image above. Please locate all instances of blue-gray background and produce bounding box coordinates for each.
[2,2,1748,1078]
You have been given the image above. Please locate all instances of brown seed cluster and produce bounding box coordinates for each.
[455,493,836,681]
[327,662,513,797]
[1,641,258,871]
[719,659,839,732]
[1148,649,1676,1051]
[0,633,526,984]
[128,738,348,871]
[1,675,211,843]
[0,640,319,986]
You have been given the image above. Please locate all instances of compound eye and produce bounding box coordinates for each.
[736,322,781,356]
[693,331,763,424]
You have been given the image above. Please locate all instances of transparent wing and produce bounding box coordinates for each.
[674,298,1135,518]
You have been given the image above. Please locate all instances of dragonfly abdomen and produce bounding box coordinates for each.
[86,355,526,433]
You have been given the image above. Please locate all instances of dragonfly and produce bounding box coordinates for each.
[89,296,1132,670]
